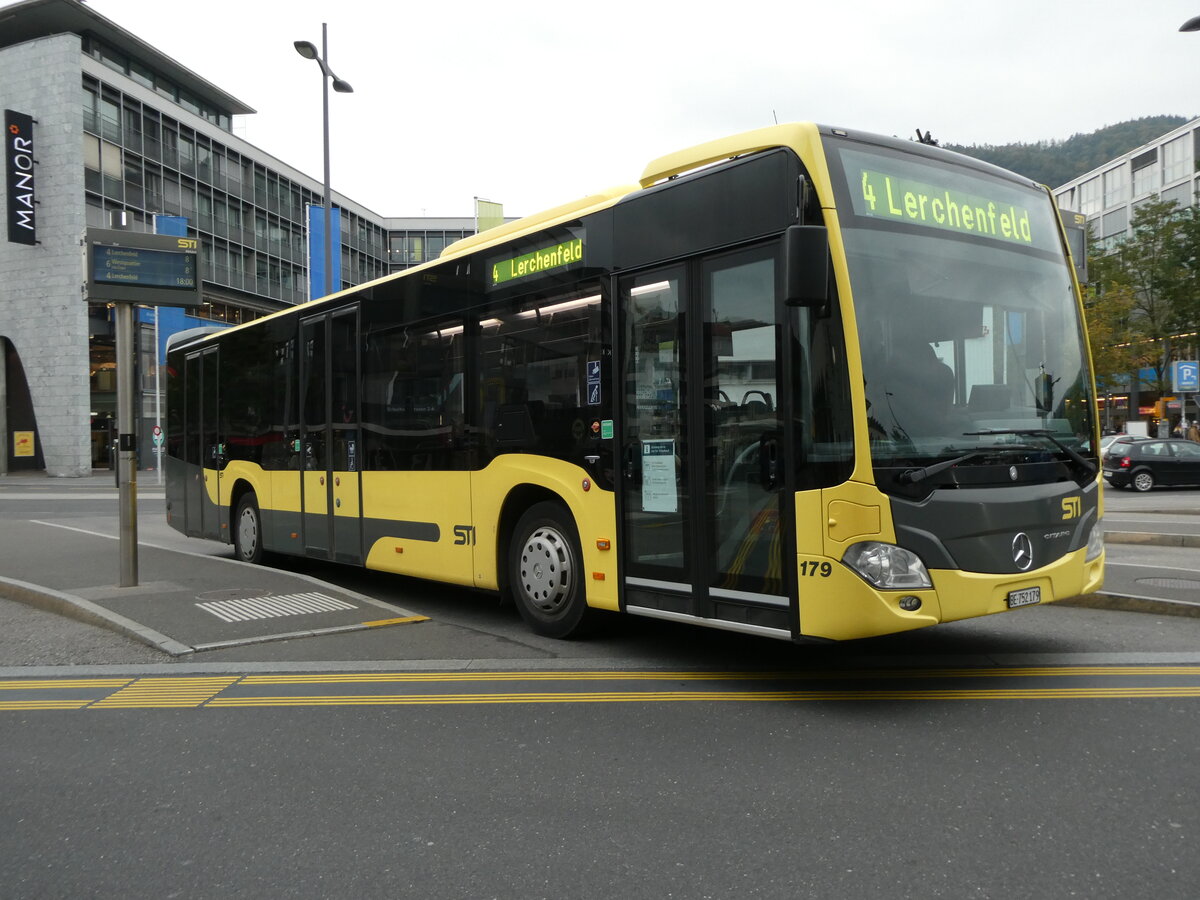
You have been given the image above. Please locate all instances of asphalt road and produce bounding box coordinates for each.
[4,477,1200,898]
[4,663,1200,898]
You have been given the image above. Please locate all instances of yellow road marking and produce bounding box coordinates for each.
[0,699,94,710]
[208,686,1200,707]
[238,666,1200,685]
[0,678,133,690]
[5,667,1200,711]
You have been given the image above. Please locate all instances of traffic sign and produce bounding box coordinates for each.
[1173,360,1199,393]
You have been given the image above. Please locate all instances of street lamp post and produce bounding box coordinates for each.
[294,24,353,299]
[1181,15,1200,31]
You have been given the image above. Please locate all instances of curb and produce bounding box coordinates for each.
[1059,592,1200,618]
[0,576,194,657]
[1104,531,1200,549]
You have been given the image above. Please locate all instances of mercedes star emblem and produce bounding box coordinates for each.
[1012,532,1034,571]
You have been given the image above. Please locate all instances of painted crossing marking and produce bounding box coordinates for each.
[90,677,239,709]
[196,591,357,622]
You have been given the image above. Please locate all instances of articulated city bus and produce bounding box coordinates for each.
[165,122,1104,642]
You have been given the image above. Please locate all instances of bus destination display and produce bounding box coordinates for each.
[490,238,583,288]
[92,244,197,290]
[858,169,1034,245]
[834,144,1062,255]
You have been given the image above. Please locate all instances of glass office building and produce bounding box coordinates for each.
[1,0,492,475]
[1053,117,1200,428]
[1054,117,1200,253]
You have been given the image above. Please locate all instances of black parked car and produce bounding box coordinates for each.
[1103,439,1200,491]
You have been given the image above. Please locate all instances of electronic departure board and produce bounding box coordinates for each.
[85,228,202,307]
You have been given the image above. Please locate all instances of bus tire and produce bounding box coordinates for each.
[509,501,591,639]
[233,492,265,564]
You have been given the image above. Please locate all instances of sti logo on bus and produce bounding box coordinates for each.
[859,169,1034,245]
[176,238,198,250]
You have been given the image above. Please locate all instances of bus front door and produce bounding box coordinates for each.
[299,307,363,564]
[184,346,222,540]
[619,248,791,632]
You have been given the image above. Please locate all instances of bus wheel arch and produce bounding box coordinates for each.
[500,489,592,638]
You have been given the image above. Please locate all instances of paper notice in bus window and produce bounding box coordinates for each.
[641,440,677,513]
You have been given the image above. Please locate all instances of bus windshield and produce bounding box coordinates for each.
[826,137,1095,484]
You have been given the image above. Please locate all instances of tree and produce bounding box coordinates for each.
[1082,280,1138,393]
[1089,196,1193,397]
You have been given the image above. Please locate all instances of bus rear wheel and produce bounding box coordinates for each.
[233,493,264,564]
[509,502,591,639]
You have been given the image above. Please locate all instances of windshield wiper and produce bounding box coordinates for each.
[897,451,984,484]
[964,428,1097,476]
[895,443,1041,484]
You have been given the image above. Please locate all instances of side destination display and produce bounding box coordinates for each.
[490,237,583,288]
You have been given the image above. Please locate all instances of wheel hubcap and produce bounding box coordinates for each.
[519,526,572,613]
[238,508,258,557]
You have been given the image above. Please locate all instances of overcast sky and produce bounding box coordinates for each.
[68,1,1200,218]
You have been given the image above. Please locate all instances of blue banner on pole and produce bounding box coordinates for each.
[307,204,342,300]
[153,215,189,237]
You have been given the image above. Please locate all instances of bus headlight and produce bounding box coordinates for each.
[1086,520,1104,562]
[843,541,932,590]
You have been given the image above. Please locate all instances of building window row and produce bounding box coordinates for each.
[388,231,472,269]
[82,34,232,131]
[1058,129,1199,216]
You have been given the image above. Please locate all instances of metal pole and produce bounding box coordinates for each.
[0,338,7,477]
[115,302,138,586]
[154,306,162,485]
[322,22,333,299]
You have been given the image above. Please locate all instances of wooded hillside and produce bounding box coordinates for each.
[944,115,1190,188]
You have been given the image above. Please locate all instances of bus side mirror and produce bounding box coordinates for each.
[784,225,829,307]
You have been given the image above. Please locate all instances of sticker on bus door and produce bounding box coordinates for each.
[587,360,601,405]
[642,440,677,513]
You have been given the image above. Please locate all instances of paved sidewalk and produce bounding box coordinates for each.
[0,514,427,657]
[0,470,429,658]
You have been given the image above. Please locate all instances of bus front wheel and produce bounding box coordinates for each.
[509,502,591,639]
[233,493,264,564]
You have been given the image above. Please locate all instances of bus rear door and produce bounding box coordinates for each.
[184,346,222,540]
[299,306,363,564]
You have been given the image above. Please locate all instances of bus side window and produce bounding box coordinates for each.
[479,287,604,463]
[362,323,465,471]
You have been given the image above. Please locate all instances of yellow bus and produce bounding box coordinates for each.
[165,123,1104,642]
